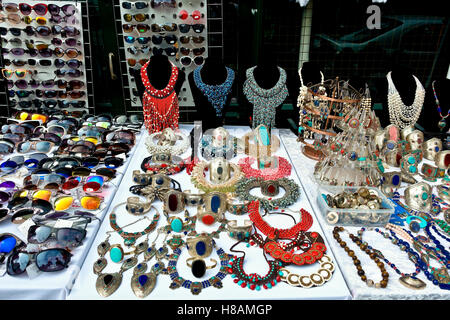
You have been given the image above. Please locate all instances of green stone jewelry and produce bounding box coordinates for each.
[235,177,301,210]
[109,202,161,247]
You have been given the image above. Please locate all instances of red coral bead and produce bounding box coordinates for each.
[233,279,239,283]
[250,284,256,290]
[240,282,247,288]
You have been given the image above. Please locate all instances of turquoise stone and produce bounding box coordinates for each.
[195,241,206,256]
[110,247,123,263]
[211,195,221,213]
[422,192,428,200]
[408,157,415,164]
[258,125,270,146]
[171,218,183,232]
[409,166,417,173]
[138,274,148,286]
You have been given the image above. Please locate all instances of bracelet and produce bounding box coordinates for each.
[235,177,300,210]
[280,255,335,288]
[145,129,190,156]
[226,220,253,241]
[191,160,244,193]
[238,156,292,180]
[141,153,186,175]
[421,163,445,182]
[201,134,238,160]
[126,196,153,216]
[226,198,249,215]
[241,125,280,157]
[109,202,160,247]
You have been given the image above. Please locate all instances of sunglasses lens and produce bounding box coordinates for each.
[73,167,91,176]
[48,4,60,15]
[36,249,70,272]
[29,225,52,243]
[123,24,134,33]
[62,4,76,16]
[24,158,39,169]
[34,4,48,16]
[0,181,15,189]
[81,196,101,210]
[36,141,52,152]
[8,196,28,210]
[66,49,79,58]
[18,3,31,14]
[54,197,73,211]
[104,157,123,168]
[11,208,35,223]
[0,235,16,253]
[82,157,99,168]
[18,142,31,153]
[62,178,79,190]
[0,191,10,202]
[83,181,101,193]
[180,56,192,66]
[7,252,29,275]
[32,199,53,214]
[194,56,204,65]
[57,228,85,246]
[33,190,52,201]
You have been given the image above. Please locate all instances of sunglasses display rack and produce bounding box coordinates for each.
[116,0,208,115]
[0,0,93,116]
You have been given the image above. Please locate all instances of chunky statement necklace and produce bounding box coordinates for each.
[238,156,292,180]
[386,71,425,129]
[243,66,289,129]
[193,65,235,117]
[432,80,449,131]
[141,61,179,134]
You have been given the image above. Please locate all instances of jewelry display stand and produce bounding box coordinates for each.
[298,78,362,161]
[117,0,208,112]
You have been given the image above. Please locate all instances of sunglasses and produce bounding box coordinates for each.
[151,0,176,8]
[181,47,206,56]
[27,222,87,247]
[33,125,67,138]
[17,141,55,154]
[10,206,45,223]
[13,112,47,123]
[18,3,48,15]
[152,34,178,45]
[54,69,83,78]
[51,38,81,47]
[54,48,82,59]
[179,35,205,44]
[151,23,178,33]
[2,68,32,79]
[104,130,136,144]
[22,16,48,25]
[81,156,124,169]
[61,175,105,193]
[53,195,102,211]
[122,1,149,9]
[123,13,149,22]
[113,114,143,127]
[178,10,202,20]
[0,12,22,24]
[0,140,16,155]
[7,248,72,275]
[47,3,77,16]
[0,132,26,144]
[122,23,151,33]
[51,26,80,37]
[127,58,148,67]
[127,46,151,55]
[179,24,205,33]
[124,36,150,45]
[153,46,178,56]
[49,14,78,25]
[0,155,25,176]
[92,143,131,158]
[57,100,86,109]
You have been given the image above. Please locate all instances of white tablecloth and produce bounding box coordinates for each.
[279,129,450,300]
[68,125,351,300]
[0,129,144,300]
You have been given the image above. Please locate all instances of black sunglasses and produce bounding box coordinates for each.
[7,248,72,275]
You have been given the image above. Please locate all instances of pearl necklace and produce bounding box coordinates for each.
[387,71,425,129]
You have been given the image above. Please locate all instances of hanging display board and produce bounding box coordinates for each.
[119,0,208,109]
[0,0,90,114]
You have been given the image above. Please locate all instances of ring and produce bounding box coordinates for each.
[406,215,427,228]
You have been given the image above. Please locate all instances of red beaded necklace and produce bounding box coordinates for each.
[141,60,179,134]
[238,156,292,180]
[247,200,313,239]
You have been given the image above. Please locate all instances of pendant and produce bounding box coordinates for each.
[96,273,123,297]
[438,119,446,131]
[131,272,157,298]
[434,268,450,284]
[144,245,156,261]
[134,262,148,276]
[121,257,138,272]
[190,281,203,295]
[156,246,168,260]
[93,258,107,274]
[97,240,110,256]
[399,275,426,290]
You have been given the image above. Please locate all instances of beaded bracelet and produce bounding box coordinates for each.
[145,130,190,156]
[357,227,425,290]
[201,134,238,160]
[280,255,335,288]
[238,156,292,180]
[235,178,300,210]
[167,243,231,295]
[332,226,389,288]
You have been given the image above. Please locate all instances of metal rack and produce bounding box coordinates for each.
[0,0,95,116]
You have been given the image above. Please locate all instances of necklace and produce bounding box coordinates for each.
[333,226,389,288]
[141,61,179,134]
[238,156,292,180]
[358,227,425,290]
[243,66,289,129]
[432,80,449,131]
[94,229,151,297]
[167,241,231,295]
[235,178,300,211]
[386,71,425,129]
[248,201,313,239]
[109,202,161,247]
[193,65,235,117]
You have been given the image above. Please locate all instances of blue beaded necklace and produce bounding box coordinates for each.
[193,65,235,118]
[389,228,450,290]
